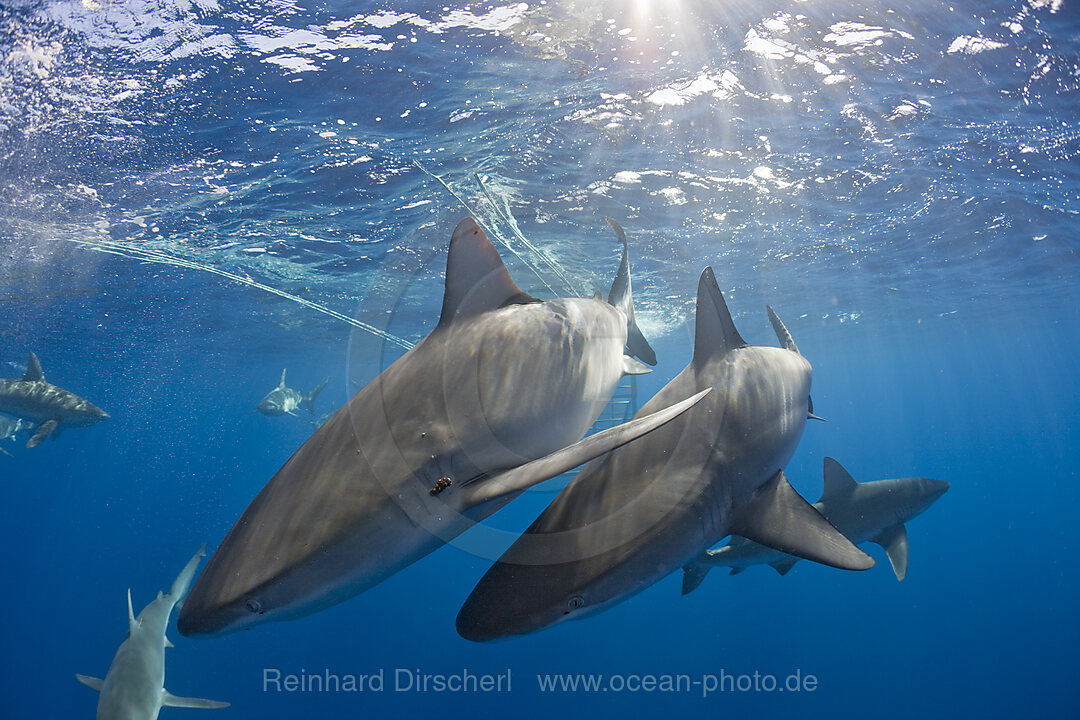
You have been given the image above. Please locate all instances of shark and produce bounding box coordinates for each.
[178,217,706,636]
[681,457,949,590]
[456,267,874,642]
[0,352,109,448]
[256,369,328,417]
[0,416,36,456]
[76,544,229,719]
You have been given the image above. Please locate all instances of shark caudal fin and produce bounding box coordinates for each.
[681,562,712,595]
[303,379,329,415]
[692,267,746,371]
[439,218,538,327]
[605,218,657,366]
[169,544,208,603]
[729,471,875,571]
[162,690,230,710]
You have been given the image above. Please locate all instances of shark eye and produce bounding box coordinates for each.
[245,598,264,615]
[565,595,584,613]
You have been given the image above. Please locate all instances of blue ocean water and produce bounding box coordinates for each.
[1,0,1078,717]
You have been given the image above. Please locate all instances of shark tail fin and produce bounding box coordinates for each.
[681,561,711,595]
[169,544,208,602]
[162,690,230,710]
[605,217,657,366]
[304,379,329,415]
[76,674,104,692]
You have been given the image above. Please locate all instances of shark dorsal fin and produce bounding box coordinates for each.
[821,457,858,500]
[438,218,536,327]
[729,470,874,571]
[693,267,745,369]
[23,352,44,382]
[278,369,287,388]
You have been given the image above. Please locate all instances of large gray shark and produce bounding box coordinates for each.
[178,217,705,636]
[456,268,874,642]
[256,369,328,417]
[77,545,228,719]
[682,457,949,591]
[0,352,109,447]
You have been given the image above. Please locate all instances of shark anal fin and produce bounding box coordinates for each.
[681,563,710,595]
[729,470,875,571]
[27,419,57,448]
[770,558,798,576]
[23,352,44,382]
[820,457,858,500]
[873,523,909,582]
[76,674,104,692]
[439,218,536,327]
[693,268,746,370]
[463,388,710,507]
[162,690,230,709]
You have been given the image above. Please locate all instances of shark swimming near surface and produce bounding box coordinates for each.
[681,457,949,591]
[456,267,874,642]
[256,369,328,417]
[76,544,229,719]
[179,217,706,636]
[0,352,109,448]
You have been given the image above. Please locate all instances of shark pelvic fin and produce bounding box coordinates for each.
[873,523,909,582]
[162,689,230,709]
[693,268,746,370]
[439,218,537,327]
[820,457,858,501]
[23,352,44,382]
[463,388,710,507]
[680,562,711,595]
[729,470,875,571]
[770,558,798,576]
[27,419,57,449]
[605,217,657,366]
[76,674,104,692]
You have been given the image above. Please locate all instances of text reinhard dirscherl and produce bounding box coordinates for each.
[262,668,819,698]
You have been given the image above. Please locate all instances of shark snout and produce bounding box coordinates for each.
[926,478,950,502]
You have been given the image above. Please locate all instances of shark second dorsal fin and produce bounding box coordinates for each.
[23,352,44,382]
[278,369,287,388]
[729,471,875,571]
[821,457,858,501]
[693,268,745,370]
[439,218,537,327]
[873,523,909,582]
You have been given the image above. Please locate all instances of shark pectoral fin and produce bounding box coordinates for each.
[728,566,746,576]
[127,588,139,632]
[621,356,651,376]
[465,388,711,507]
[162,690,230,709]
[439,218,536,326]
[729,471,875,571]
[873,523,909,582]
[820,457,858,501]
[0,446,11,457]
[770,558,798,576]
[681,562,711,595]
[27,419,57,448]
[76,674,104,692]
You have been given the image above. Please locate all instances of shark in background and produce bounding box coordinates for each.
[682,457,950,591]
[256,369,328,418]
[77,544,229,719]
[0,352,109,448]
[0,416,36,456]
[456,268,873,642]
[178,217,705,637]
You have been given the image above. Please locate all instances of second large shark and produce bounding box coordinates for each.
[457,268,874,641]
[180,218,707,636]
